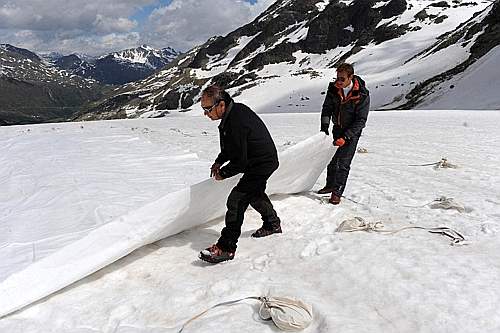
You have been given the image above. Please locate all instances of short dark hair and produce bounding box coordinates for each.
[202,85,231,103]
[336,63,354,76]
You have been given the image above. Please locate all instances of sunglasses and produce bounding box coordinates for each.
[202,100,220,114]
[335,76,347,82]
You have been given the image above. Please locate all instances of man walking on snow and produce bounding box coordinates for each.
[199,85,282,264]
[318,63,370,204]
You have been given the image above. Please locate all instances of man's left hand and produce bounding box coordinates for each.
[214,171,224,181]
[210,163,221,177]
[334,137,346,147]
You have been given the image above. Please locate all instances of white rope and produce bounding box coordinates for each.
[408,157,458,169]
[178,295,313,332]
[336,217,468,246]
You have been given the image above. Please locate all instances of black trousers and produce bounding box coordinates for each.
[217,173,280,252]
[326,136,359,196]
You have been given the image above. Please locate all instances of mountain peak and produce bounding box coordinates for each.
[1,44,41,62]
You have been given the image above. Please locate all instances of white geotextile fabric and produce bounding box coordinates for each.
[259,296,314,331]
[0,133,335,317]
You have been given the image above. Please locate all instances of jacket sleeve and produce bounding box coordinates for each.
[219,125,249,179]
[320,83,336,130]
[344,94,370,140]
[214,152,228,165]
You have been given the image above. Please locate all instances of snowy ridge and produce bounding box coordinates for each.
[109,45,179,69]
[0,134,335,318]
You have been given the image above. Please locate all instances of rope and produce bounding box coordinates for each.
[335,217,467,246]
[178,296,259,332]
[178,296,313,332]
[408,162,441,167]
[408,158,458,169]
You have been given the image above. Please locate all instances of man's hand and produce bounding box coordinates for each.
[333,137,346,147]
[320,126,329,136]
[210,163,221,178]
[214,172,224,181]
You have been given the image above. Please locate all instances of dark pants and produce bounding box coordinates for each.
[217,173,280,252]
[326,136,359,196]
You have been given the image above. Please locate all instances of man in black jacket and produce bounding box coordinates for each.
[319,63,370,205]
[199,85,282,264]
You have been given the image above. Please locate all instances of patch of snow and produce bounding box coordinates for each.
[315,0,331,12]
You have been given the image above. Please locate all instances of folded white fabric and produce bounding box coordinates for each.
[258,296,314,332]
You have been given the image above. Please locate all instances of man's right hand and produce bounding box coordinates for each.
[210,163,221,178]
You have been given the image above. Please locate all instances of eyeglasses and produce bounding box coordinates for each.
[202,100,220,114]
[336,76,347,82]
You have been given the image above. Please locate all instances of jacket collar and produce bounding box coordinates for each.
[335,77,361,104]
[218,99,234,130]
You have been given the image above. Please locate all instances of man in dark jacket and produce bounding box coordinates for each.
[318,63,370,204]
[199,85,282,264]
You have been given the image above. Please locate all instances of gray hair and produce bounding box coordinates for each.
[202,85,231,103]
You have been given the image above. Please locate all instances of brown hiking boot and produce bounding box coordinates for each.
[251,223,282,238]
[329,193,341,205]
[317,186,333,195]
[199,244,235,264]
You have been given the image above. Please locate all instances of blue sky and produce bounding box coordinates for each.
[131,0,259,30]
[131,0,173,25]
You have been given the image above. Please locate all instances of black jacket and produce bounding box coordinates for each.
[321,75,370,141]
[216,100,279,178]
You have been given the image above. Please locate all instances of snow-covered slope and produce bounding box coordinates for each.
[77,0,500,120]
[417,45,500,109]
[0,110,499,332]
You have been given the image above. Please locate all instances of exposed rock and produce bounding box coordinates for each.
[155,90,181,110]
[374,24,410,44]
[430,1,450,8]
[246,43,300,70]
[381,0,407,19]
[434,15,448,24]
[415,9,429,21]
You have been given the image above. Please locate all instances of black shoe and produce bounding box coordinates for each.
[252,224,282,238]
[317,186,333,195]
[199,244,235,264]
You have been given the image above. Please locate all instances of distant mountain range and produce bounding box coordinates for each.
[0,45,180,125]
[43,45,180,85]
[0,44,104,125]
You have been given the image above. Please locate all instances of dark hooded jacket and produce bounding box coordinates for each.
[216,99,279,179]
[320,75,370,141]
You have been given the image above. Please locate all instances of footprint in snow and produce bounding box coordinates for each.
[300,236,341,258]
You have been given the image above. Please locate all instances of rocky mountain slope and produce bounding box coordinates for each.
[76,0,499,121]
[0,44,105,125]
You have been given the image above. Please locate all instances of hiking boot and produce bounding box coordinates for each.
[251,223,282,238]
[199,244,235,264]
[329,193,341,205]
[317,186,333,195]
